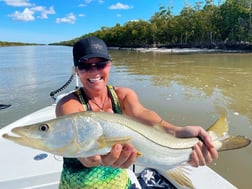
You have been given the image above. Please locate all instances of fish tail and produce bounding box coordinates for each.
[217,135,251,152]
[207,115,251,151]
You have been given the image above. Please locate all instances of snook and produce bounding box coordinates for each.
[2,112,251,189]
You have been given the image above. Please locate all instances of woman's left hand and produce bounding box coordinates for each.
[101,143,137,168]
[78,143,137,168]
[175,126,218,167]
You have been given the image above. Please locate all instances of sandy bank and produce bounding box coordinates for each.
[108,47,247,53]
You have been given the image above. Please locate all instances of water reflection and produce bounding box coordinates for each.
[111,51,252,123]
[0,46,73,125]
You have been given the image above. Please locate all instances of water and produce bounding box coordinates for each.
[0,46,251,188]
[0,46,75,125]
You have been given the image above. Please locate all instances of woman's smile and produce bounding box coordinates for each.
[88,76,104,83]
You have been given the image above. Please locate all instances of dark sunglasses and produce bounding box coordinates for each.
[77,61,109,71]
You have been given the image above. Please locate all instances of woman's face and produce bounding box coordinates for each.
[76,57,111,93]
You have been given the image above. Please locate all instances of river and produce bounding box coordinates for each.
[0,46,251,188]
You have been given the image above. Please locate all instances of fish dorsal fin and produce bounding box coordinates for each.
[207,115,228,137]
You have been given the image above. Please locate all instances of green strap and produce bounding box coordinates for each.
[75,88,91,111]
[107,85,122,114]
[75,85,122,114]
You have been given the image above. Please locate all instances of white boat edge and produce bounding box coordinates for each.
[0,104,237,189]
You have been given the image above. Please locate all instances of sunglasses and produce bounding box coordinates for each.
[77,61,109,71]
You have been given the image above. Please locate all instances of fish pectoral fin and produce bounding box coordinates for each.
[97,135,132,148]
[164,167,194,189]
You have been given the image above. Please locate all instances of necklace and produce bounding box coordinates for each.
[89,95,107,112]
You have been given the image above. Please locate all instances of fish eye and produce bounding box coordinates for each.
[39,124,49,132]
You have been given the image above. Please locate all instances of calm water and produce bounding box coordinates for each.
[0,46,251,188]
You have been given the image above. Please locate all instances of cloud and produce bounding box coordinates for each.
[8,6,56,21]
[109,2,132,10]
[9,7,34,21]
[83,0,103,3]
[79,0,103,7]
[79,4,87,7]
[2,0,32,7]
[31,6,55,19]
[56,13,76,24]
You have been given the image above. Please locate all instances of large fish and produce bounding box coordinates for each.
[2,112,251,188]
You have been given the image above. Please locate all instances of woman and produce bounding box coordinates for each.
[56,36,218,188]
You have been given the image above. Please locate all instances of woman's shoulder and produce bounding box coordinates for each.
[114,86,135,94]
[57,92,77,105]
[55,91,82,116]
[113,86,138,101]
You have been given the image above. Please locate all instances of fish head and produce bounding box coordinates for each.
[2,117,75,155]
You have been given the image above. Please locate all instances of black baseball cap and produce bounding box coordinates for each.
[73,36,111,66]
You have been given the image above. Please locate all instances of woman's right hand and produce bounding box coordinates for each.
[79,143,137,168]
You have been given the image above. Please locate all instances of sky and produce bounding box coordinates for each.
[0,0,221,44]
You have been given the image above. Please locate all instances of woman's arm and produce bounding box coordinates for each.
[117,87,218,166]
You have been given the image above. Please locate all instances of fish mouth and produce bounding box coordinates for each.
[2,133,21,140]
[2,127,35,147]
[2,133,30,147]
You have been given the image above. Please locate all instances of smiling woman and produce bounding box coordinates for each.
[52,36,221,189]
[72,37,113,97]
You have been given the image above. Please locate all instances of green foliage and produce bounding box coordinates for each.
[0,41,40,46]
[218,0,252,42]
[54,0,252,48]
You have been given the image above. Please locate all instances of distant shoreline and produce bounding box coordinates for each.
[108,47,252,54]
[1,42,252,54]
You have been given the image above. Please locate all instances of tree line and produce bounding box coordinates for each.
[2,0,251,50]
[53,0,252,50]
[0,41,40,47]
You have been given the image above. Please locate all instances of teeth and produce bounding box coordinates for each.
[89,77,102,83]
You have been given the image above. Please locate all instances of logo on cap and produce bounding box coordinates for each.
[92,44,104,51]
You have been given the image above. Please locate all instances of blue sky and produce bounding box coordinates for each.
[0,0,221,44]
